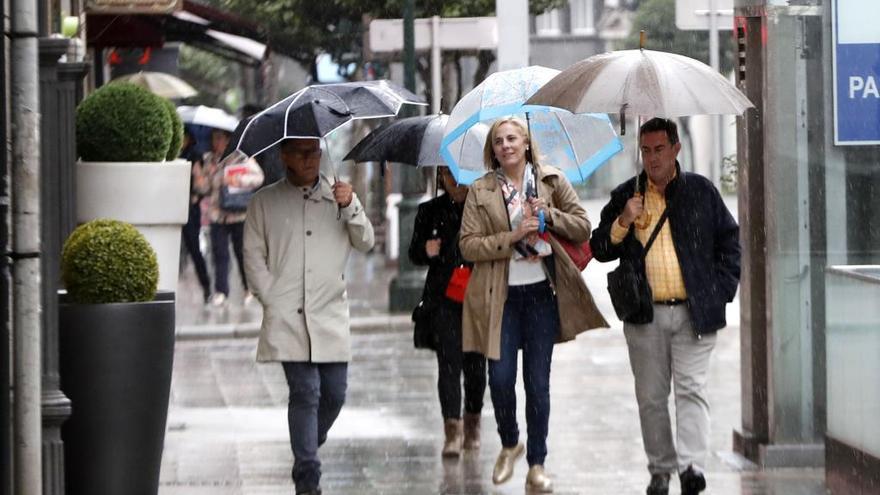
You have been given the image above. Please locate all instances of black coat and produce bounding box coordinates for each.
[590,164,741,335]
[408,193,471,350]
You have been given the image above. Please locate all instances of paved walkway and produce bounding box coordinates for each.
[161,199,827,494]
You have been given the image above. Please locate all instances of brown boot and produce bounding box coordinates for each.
[442,419,463,457]
[462,413,481,450]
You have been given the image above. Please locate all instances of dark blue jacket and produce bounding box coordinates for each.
[590,164,741,335]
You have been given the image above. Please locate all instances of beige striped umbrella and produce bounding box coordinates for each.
[112,71,197,99]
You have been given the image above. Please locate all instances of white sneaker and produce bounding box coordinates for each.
[243,291,255,306]
[209,292,227,307]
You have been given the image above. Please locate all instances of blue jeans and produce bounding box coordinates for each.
[282,362,348,493]
[488,281,559,466]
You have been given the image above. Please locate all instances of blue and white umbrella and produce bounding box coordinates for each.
[440,65,623,185]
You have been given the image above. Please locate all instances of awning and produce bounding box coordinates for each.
[87,0,270,65]
[205,29,266,61]
[171,10,267,62]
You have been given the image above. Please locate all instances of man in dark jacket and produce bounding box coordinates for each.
[590,118,740,495]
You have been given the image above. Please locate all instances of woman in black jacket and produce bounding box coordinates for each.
[409,166,486,458]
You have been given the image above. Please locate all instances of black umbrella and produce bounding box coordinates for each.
[223,80,425,161]
[344,114,447,167]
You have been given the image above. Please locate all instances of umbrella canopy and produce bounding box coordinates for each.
[440,65,623,185]
[525,49,754,117]
[224,80,426,161]
[176,105,239,132]
[344,114,448,167]
[112,71,198,99]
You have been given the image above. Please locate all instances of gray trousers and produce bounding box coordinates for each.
[623,304,716,475]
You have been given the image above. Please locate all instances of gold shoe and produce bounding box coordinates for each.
[526,464,553,492]
[492,443,524,484]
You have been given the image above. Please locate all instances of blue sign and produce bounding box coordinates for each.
[833,0,880,145]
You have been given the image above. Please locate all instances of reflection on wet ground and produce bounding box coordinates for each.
[163,198,825,494]
[161,324,825,494]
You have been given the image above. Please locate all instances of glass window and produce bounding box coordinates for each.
[535,8,561,37]
[570,0,596,35]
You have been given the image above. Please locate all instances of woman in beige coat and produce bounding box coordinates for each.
[459,117,607,493]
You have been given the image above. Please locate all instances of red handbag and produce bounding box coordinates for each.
[558,236,593,271]
[541,232,593,271]
[445,265,471,303]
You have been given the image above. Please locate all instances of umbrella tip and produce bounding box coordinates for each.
[639,30,646,50]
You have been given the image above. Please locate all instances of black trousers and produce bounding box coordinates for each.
[433,299,487,419]
[182,202,211,300]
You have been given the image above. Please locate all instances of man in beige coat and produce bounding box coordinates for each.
[243,138,374,495]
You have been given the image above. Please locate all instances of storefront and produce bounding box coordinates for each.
[733,0,879,492]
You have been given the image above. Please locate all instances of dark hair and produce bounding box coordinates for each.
[241,103,264,119]
[639,118,679,145]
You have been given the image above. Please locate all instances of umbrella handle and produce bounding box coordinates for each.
[334,175,342,220]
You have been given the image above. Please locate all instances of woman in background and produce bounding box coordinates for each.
[410,165,486,458]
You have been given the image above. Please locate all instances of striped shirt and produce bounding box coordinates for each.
[609,178,687,301]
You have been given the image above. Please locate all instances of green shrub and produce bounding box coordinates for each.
[76,82,173,162]
[61,219,159,304]
[161,97,184,160]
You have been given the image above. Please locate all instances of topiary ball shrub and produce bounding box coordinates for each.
[161,97,184,160]
[62,219,159,304]
[76,82,173,162]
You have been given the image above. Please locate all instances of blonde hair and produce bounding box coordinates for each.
[482,117,541,170]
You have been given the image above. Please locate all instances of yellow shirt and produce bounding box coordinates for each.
[609,179,688,301]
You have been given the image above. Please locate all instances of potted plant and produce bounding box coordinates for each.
[75,81,190,291]
[59,219,175,495]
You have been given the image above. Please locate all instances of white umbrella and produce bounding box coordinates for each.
[113,71,198,99]
[526,49,754,118]
[176,105,239,132]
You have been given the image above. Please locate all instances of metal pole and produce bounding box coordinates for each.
[11,0,44,491]
[0,0,10,488]
[431,15,441,114]
[709,0,722,185]
[389,0,426,312]
[403,0,415,96]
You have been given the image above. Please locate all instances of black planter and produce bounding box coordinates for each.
[59,291,175,495]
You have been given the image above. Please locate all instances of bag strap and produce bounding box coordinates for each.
[641,205,670,257]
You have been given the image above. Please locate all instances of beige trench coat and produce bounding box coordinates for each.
[459,165,608,360]
[243,175,374,362]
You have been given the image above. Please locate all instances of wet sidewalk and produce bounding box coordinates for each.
[161,199,826,494]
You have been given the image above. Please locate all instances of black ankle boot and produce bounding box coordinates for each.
[679,465,706,495]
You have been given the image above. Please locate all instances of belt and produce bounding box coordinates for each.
[655,298,687,306]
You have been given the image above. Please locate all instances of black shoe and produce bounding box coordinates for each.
[646,473,670,495]
[295,487,321,495]
[679,465,706,495]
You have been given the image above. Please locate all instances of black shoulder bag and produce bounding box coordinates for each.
[606,204,670,323]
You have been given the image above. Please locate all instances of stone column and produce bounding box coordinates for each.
[38,37,88,495]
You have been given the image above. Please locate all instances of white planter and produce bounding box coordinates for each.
[77,160,191,292]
